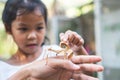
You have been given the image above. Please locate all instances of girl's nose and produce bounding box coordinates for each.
[27,31,37,40]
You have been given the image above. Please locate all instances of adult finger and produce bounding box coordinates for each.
[71,55,102,64]
[79,64,104,72]
[72,73,99,80]
[46,58,80,71]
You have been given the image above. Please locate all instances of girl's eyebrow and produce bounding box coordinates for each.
[18,22,44,27]
[36,22,43,25]
[19,23,27,27]
[35,22,44,27]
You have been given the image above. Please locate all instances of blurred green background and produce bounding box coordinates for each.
[0,2,17,59]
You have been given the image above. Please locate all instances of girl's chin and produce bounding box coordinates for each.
[23,48,39,54]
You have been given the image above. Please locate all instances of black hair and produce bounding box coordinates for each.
[2,0,47,32]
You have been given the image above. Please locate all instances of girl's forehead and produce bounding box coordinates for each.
[15,11,44,23]
[17,7,42,16]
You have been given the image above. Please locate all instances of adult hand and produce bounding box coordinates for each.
[8,55,103,80]
[28,55,103,80]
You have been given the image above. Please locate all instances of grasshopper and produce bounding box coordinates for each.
[48,41,73,59]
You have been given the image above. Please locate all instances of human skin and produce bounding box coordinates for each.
[60,30,88,55]
[8,55,103,80]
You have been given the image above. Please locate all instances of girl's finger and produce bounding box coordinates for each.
[59,33,68,42]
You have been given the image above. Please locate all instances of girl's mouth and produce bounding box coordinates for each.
[26,44,38,48]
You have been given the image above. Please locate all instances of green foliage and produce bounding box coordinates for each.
[0,29,17,59]
[0,2,16,59]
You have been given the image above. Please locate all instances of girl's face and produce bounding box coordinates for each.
[11,10,46,55]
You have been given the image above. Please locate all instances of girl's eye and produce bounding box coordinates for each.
[18,28,28,32]
[36,26,43,31]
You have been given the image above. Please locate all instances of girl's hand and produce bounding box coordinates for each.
[60,30,87,55]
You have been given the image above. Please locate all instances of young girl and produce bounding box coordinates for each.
[0,0,103,80]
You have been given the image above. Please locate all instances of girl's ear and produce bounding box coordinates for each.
[4,23,12,35]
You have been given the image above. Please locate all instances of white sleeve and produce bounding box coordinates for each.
[0,61,9,80]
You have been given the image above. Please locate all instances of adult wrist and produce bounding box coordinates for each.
[8,67,31,80]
